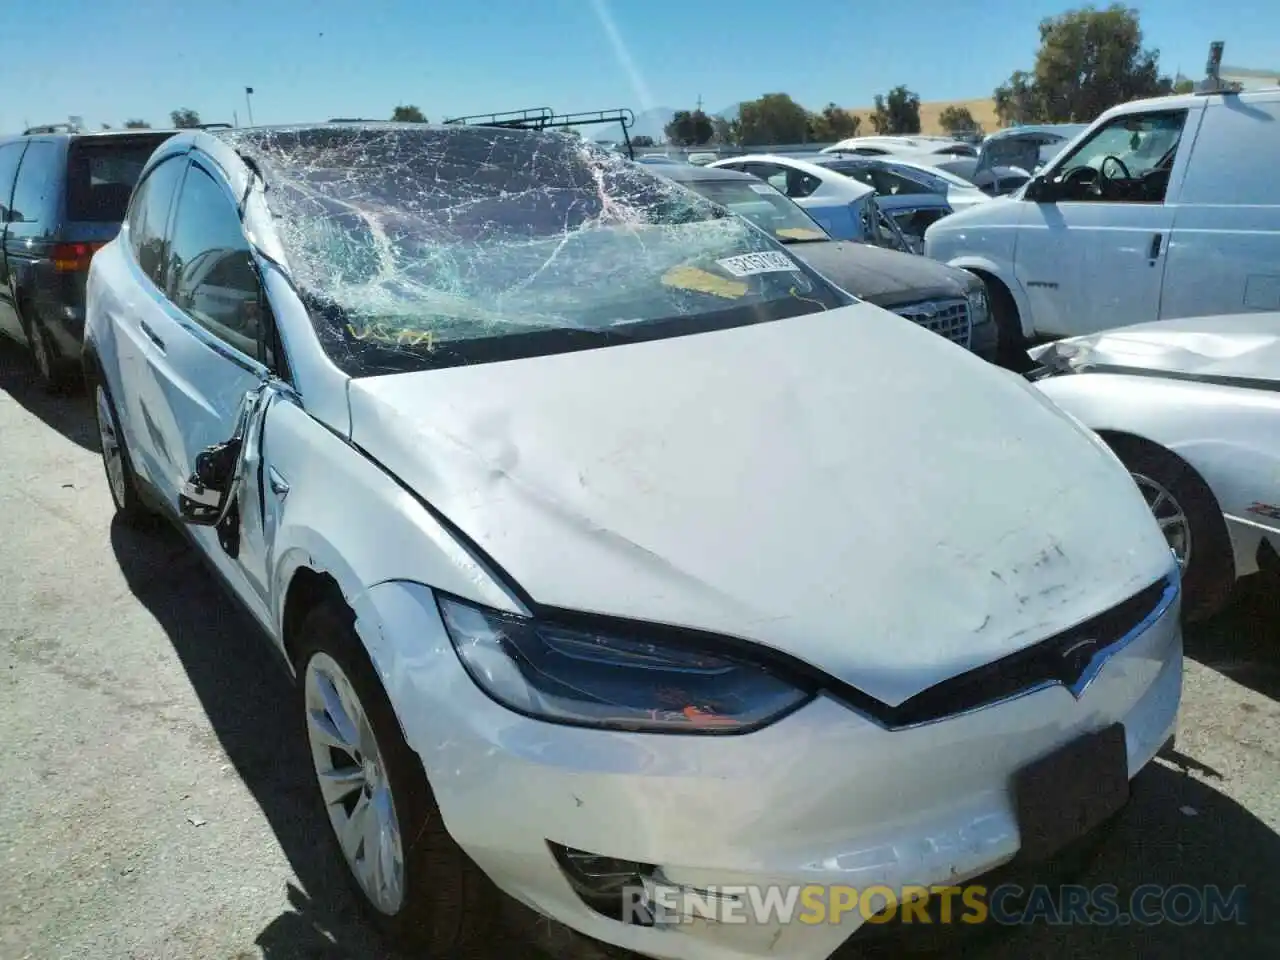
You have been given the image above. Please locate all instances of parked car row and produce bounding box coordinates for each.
[0,96,1272,960]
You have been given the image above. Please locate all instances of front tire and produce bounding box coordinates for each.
[1106,436,1235,622]
[296,600,496,955]
[976,274,1030,372]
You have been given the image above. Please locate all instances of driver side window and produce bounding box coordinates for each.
[165,163,270,364]
[1048,110,1188,204]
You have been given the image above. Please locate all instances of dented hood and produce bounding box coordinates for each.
[349,303,1172,706]
[1029,312,1280,383]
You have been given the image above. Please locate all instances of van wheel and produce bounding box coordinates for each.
[296,600,496,954]
[976,275,1030,372]
[1105,436,1235,622]
[21,303,74,391]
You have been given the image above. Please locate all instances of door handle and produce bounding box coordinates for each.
[1148,233,1163,260]
[268,467,290,499]
[139,320,165,352]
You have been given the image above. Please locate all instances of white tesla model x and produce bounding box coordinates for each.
[83,123,1181,960]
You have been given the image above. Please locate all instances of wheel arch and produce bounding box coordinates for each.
[947,258,1033,340]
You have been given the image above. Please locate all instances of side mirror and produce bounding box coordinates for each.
[1024,176,1057,203]
[177,381,275,527]
[178,437,243,525]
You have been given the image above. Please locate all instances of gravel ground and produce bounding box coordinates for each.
[1,338,1277,960]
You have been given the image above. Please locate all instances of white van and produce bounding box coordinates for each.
[924,86,1280,363]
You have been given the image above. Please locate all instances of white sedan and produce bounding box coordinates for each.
[1030,313,1280,621]
[85,123,1180,960]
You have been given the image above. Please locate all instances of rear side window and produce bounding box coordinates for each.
[9,141,59,224]
[0,142,25,221]
[127,156,187,288]
[166,164,264,360]
[1177,100,1280,206]
[66,136,171,222]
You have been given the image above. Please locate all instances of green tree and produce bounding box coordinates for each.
[736,93,808,145]
[124,119,151,129]
[807,102,860,142]
[994,5,1171,125]
[993,70,1042,126]
[391,105,427,123]
[631,135,656,147]
[870,86,921,135]
[170,108,201,128]
[938,105,981,136]
[1172,77,1195,94]
[663,109,714,146]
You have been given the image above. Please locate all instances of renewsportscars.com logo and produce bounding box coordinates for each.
[623,882,1247,927]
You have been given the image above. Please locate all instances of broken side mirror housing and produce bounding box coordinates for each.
[179,438,244,525]
[177,379,283,527]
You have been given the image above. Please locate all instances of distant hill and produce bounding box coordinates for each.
[846,97,1001,137]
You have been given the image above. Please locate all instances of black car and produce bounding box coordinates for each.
[0,128,174,386]
[655,162,997,361]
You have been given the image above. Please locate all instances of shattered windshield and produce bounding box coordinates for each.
[218,125,849,375]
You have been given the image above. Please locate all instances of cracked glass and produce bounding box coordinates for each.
[216,124,851,376]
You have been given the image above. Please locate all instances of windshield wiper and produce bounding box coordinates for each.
[775,234,829,245]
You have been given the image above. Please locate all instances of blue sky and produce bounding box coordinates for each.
[2,0,1276,133]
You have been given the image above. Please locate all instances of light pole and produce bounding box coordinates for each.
[244,86,255,126]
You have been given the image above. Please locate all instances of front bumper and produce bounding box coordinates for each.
[353,579,1182,960]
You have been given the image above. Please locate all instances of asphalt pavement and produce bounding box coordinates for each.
[2,338,1278,960]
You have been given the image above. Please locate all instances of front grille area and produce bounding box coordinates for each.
[893,298,972,348]
[875,574,1173,729]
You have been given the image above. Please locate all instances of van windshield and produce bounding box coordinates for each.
[221,125,850,375]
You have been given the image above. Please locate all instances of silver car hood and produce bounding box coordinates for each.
[1028,313,1280,383]
[349,303,1172,706]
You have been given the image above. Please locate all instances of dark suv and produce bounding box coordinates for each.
[0,128,174,386]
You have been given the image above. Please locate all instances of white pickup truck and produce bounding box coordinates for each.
[924,83,1280,365]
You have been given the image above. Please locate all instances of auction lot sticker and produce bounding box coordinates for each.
[715,251,798,277]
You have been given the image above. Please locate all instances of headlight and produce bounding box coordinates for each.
[966,285,989,326]
[437,594,814,734]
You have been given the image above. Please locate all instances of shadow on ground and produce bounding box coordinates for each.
[1186,572,1280,702]
[109,515,1280,960]
[0,338,97,452]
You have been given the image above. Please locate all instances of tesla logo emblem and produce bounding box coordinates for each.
[1059,638,1100,681]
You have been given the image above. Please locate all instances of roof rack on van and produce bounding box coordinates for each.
[443,107,639,159]
[327,117,379,123]
[22,122,82,135]
[1196,41,1244,95]
[196,122,234,130]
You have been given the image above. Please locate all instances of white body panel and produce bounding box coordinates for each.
[348,305,1174,707]
[925,88,1280,341]
[85,127,1187,960]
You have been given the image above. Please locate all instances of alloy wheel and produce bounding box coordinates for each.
[1132,472,1192,571]
[96,386,128,509]
[304,651,406,916]
[30,324,53,380]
